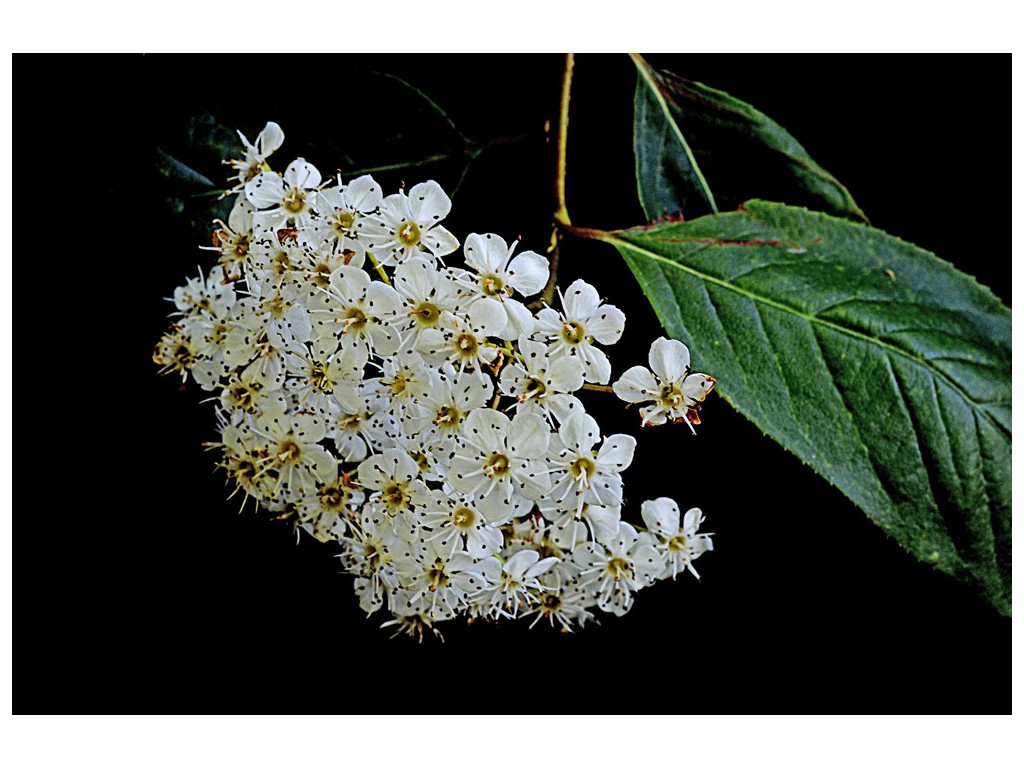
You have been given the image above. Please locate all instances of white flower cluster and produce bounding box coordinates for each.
[154,122,717,639]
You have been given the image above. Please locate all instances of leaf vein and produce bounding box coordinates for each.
[613,235,1005,435]
[809,325,895,512]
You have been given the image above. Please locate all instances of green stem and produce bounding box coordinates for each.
[553,53,574,229]
[366,253,392,285]
[537,53,576,309]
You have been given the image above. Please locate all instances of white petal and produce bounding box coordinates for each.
[449,455,486,495]
[579,344,612,385]
[394,256,438,301]
[357,455,388,490]
[284,304,312,343]
[306,446,338,482]
[463,232,507,273]
[585,505,622,545]
[476,485,517,524]
[467,297,507,337]
[597,434,636,471]
[561,279,601,318]
[364,281,403,317]
[227,196,255,231]
[649,336,691,380]
[330,264,370,299]
[632,544,666,580]
[515,459,552,499]
[467,524,504,558]
[589,474,623,508]
[256,122,285,156]
[587,303,626,345]
[547,355,585,393]
[523,556,560,581]
[559,411,600,454]
[504,549,540,579]
[641,497,681,535]
[506,250,549,297]
[408,180,452,223]
[508,412,550,459]
[345,174,383,212]
[682,373,716,403]
[497,299,534,341]
[612,366,659,403]
[244,172,285,209]
[422,225,460,258]
[682,506,704,534]
[284,157,322,189]
[461,408,510,452]
[367,321,402,357]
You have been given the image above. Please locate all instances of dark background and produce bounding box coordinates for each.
[17,54,1011,712]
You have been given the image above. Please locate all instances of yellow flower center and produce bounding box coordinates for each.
[397,221,421,247]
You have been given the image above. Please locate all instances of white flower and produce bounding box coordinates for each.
[245,157,323,231]
[448,409,551,523]
[474,549,559,620]
[357,447,431,537]
[208,196,256,279]
[295,476,364,543]
[338,516,406,615]
[572,522,662,617]
[217,363,288,424]
[365,348,435,432]
[300,174,383,257]
[499,335,585,424]
[250,406,337,503]
[310,264,403,366]
[640,498,713,580]
[612,336,715,433]
[547,410,636,515]
[532,278,625,384]
[538,498,622,550]
[324,380,390,462]
[171,267,236,319]
[459,232,549,339]
[521,564,597,631]
[361,180,460,267]
[392,256,462,350]
[281,342,361,418]
[420,490,504,558]
[412,368,493,454]
[416,302,505,375]
[398,535,500,623]
[224,121,285,193]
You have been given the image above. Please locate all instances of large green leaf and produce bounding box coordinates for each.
[632,55,868,224]
[602,200,1011,615]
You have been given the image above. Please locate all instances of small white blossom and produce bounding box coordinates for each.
[224,121,285,193]
[361,180,460,267]
[612,336,715,432]
[533,279,625,384]
[640,498,714,580]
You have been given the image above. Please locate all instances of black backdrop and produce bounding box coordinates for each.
[16,53,1010,712]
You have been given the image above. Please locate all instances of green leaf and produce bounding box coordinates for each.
[632,55,868,224]
[156,147,216,188]
[604,200,1011,615]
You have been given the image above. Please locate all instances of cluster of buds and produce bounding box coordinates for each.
[154,122,716,638]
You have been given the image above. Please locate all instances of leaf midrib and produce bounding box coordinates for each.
[633,57,718,214]
[610,232,1007,435]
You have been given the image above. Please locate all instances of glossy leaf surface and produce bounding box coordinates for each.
[606,200,1011,615]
